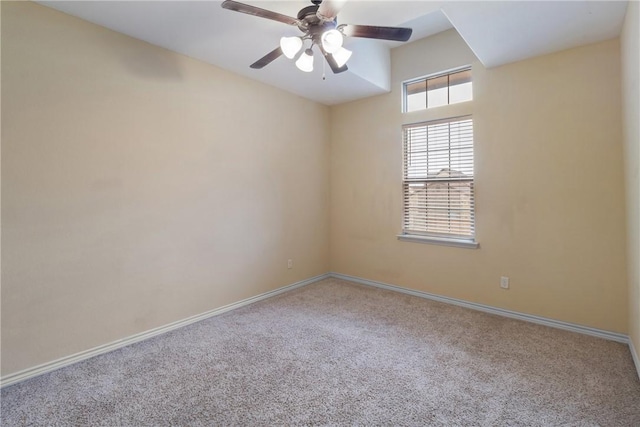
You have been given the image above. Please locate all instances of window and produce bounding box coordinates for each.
[404,68,472,113]
[401,116,476,246]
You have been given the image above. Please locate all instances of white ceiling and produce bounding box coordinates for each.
[38,1,628,106]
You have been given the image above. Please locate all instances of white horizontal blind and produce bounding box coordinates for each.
[403,116,475,239]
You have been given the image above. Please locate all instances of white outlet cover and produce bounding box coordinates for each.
[500,276,509,289]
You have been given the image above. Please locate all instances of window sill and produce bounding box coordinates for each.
[397,234,479,249]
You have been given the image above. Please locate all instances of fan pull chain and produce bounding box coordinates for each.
[322,56,326,81]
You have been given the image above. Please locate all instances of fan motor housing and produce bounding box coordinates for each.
[296,5,337,35]
[297,5,320,21]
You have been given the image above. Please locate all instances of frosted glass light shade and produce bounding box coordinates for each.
[295,49,314,72]
[280,36,303,59]
[321,29,343,54]
[333,47,352,67]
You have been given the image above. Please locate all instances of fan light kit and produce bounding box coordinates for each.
[283,32,350,72]
[296,48,315,72]
[221,0,412,75]
[281,37,303,59]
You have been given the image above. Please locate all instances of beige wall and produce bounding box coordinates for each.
[1,2,330,376]
[1,1,634,380]
[621,0,640,367]
[330,30,628,334]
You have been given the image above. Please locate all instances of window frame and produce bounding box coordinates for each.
[398,115,478,249]
[402,66,472,113]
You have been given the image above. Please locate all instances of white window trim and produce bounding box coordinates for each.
[397,234,479,249]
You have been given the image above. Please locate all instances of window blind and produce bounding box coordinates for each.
[402,116,475,239]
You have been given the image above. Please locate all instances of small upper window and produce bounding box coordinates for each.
[403,68,472,113]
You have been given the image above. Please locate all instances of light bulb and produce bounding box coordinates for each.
[321,29,343,54]
[333,47,352,68]
[280,36,303,59]
[295,48,314,72]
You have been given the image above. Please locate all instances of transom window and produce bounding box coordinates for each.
[403,68,472,113]
[402,116,475,242]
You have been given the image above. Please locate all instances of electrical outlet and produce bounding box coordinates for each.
[287,259,293,269]
[500,276,509,289]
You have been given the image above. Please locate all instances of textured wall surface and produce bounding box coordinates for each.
[1,2,330,375]
[1,2,635,379]
[330,30,628,334]
[621,0,640,369]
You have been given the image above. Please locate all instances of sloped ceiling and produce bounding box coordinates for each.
[37,1,628,105]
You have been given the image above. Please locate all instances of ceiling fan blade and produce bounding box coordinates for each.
[317,0,348,21]
[318,45,348,74]
[222,0,300,26]
[342,24,413,42]
[250,47,283,69]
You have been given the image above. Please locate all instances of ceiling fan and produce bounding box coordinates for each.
[221,0,413,74]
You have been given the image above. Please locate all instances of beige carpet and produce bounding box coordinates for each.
[2,278,639,426]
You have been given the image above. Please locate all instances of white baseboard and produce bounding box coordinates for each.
[0,273,330,388]
[630,338,640,380]
[3,272,633,387]
[330,272,629,344]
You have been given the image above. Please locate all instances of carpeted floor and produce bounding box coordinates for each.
[2,278,640,426]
